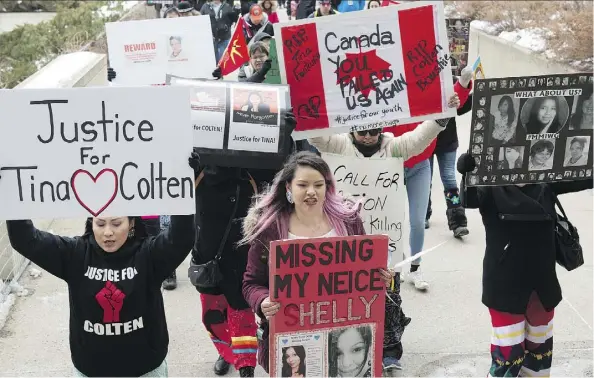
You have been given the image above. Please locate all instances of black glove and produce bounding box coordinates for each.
[260,59,272,75]
[435,117,451,128]
[107,67,116,82]
[285,108,297,134]
[188,150,201,171]
[212,66,222,79]
[457,153,476,174]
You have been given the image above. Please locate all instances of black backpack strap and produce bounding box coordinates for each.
[214,184,241,260]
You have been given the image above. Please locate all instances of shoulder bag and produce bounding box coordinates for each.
[553,194,584,271]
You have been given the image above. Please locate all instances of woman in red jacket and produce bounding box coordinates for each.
[383,80,471,291]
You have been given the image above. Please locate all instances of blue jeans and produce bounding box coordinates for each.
[427,151,459,219]
[404,159,431,265]
[214,39,230,64]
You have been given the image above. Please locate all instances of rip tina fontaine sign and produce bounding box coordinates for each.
[273,1,456,139]
[269,235,387,378]
[0,86,195,220]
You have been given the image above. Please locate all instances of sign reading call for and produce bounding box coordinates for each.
[0,86,195,220]
[273,1,456,139]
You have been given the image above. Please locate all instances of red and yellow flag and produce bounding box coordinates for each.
[218,17,249,76]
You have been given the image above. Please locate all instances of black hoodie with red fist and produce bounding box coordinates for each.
[6,215,194,377]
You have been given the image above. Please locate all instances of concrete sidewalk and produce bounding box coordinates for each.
[0,111,592,377]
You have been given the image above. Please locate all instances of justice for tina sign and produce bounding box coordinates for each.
[273,1,456,139]
[0,86,195,220]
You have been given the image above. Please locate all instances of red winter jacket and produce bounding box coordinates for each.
[383,80,472,168]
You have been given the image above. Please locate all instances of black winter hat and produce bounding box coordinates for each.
[176,1,194,13]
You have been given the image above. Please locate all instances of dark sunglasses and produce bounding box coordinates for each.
[356,129,381,137]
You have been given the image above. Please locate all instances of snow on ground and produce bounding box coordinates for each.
[97,1,141,18]
[0,293,16,331]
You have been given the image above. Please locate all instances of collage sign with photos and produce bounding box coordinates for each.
[166,75,291,170]
[467,73,593,186]
[446,19,470,77]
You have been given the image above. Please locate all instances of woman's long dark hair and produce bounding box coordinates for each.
[281,345,306,377]
[498,95,516,126]
[571,87,593,130]
[83,216,148,240]
[526,96,562,134]
[244,91,263,112]
[327,326,372,377]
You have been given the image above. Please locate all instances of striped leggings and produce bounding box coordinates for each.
[200,293,258,369]
[489,292,554,377]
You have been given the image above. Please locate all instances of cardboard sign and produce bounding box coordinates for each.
[264,38,282,85]
[166,75,291,169]
[106,16,216,86]
[269,235,388,378]
[322,153,405,265]
[446,18,470,77]
[273,2,456,140]
[0,86,195,220]
[472,56,485,80]
[467,73,593,186]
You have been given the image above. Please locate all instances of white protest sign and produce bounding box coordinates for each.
[106,16,216,85]
[0,86,195,220]
[273,1,456,139]
[322,153,405,264]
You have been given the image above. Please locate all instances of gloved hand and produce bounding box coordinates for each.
[434,93,460,128]
[459,65,473,89]
[285,108,297,134]
[188,150,201,171]
[457,152,476,174]
[260,59,272,75]
[107,67,116,82]
[212,66,222,79]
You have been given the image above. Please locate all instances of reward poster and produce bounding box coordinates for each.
[322,153,405,265]
[166,75,291,169]
[467,73,593,186]
[269,235,388,378]
[273,1,456,139]
[0,86,195,220]
[106,16,216,86]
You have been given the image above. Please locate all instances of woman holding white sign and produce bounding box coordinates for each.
[241,151,394,373]
[2,152,198,377]
[310,93,461,293]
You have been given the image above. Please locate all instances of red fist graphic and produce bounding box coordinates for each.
[95,281,126,323]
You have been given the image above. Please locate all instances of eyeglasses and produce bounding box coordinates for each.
[251,55,267,61]
[356,129,381,137]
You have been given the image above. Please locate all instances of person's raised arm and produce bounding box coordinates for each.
[147,151,199,282]
[308,133,351,154]
[388,94,459,159]
[6,220,79,281]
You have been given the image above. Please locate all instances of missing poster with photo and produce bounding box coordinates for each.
[467,73,593,186]
[166,75,290,169]
[275,324,376,378]
[446,18,470,77]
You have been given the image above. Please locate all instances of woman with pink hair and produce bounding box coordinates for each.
[240,151,393,372]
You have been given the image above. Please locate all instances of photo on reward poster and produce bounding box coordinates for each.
[166,75,292,170]
[467,73,594,186]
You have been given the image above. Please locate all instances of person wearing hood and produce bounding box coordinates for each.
[2,153,198,377]
[200,0,241,63]
[188,112,302,377]
[242,4,275,45]
[308,0,339,17]
[259,0,280,23]
[425,65,474,238]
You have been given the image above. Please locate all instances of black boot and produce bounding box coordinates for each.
[239,366,255,377]
[214,355,231,376]
[161,270,177,290]
[445,189,469,238]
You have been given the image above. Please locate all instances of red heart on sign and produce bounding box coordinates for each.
[70,169,118,217]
